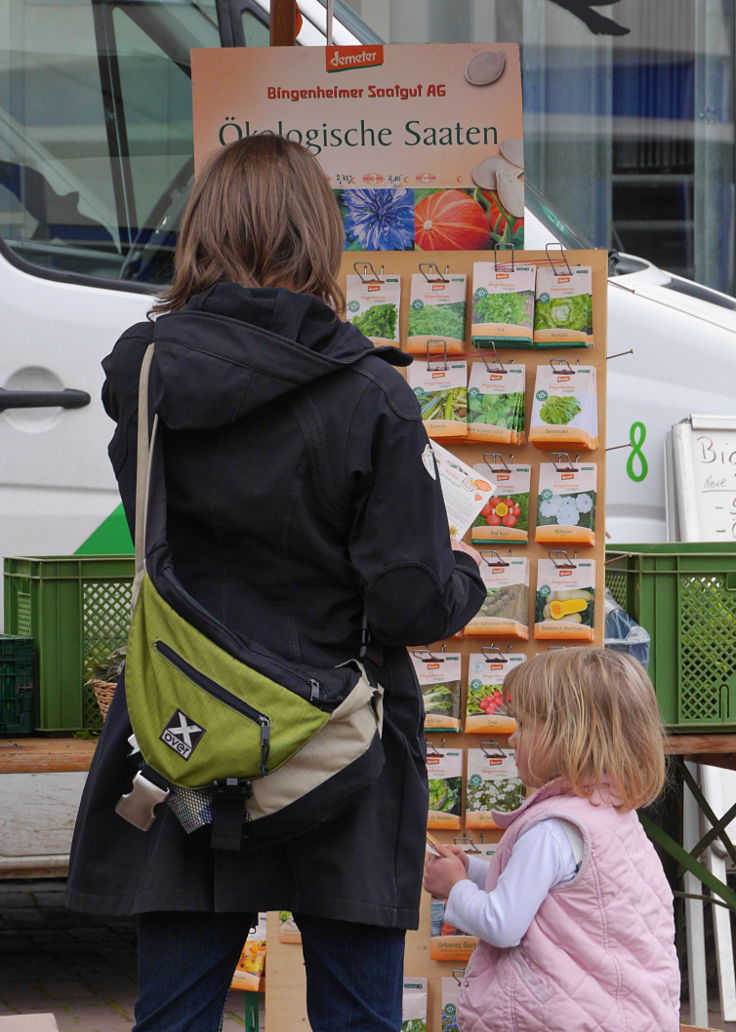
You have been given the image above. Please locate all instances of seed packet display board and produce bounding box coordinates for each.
[264,249,607,1032]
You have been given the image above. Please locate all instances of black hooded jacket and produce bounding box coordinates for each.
[66,284,485,927]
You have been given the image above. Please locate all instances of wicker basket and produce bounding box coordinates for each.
[92,679,117,721]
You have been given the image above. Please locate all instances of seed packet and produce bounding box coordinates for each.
[465,651,525,734]
[534,557,596,641]
[429,898,477,962]
[345,273,401,344]
[408,359,468,440]
[427,746,463,830]
[471,462,531,545]
[466,745,525,829]
[230,912,267,991]
[407,272,467,355]
[533,264,593,348]
[535,461,597,546]
[278,911,301,944]
[529,363,598,450]
[429,441,495,538]
[466,361,525,445]
[471,262,536,348]
[401,978,428,1032]
[410,650,462,733]
[442,977,463,1032]
[464,556,529,639]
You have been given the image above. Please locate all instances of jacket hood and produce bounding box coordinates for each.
[149,283,411,430]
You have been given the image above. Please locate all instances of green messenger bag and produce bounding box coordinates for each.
[116,340,385,851]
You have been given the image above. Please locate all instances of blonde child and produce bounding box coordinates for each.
[424,647,680,1032]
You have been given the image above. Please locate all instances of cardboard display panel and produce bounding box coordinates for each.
[264,249,608,1032]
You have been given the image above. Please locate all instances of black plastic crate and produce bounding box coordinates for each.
[0,634,35,735]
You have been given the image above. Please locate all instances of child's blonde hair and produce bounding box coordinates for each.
[504,647,666,810]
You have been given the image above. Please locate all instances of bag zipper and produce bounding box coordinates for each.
[154,640,271,775]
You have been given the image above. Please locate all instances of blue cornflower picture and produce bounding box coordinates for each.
[341,188,415,251]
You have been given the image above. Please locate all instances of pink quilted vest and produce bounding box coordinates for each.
[457,780,680,1032]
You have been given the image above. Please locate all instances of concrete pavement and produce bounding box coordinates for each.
[0,880,250,1031]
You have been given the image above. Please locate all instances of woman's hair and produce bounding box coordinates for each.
[152,135,345,315]
[504,647,666,810]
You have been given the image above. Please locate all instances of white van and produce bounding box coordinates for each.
[1,0,735,874]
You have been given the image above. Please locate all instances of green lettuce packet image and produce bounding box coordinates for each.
[345,272,401,345]
[533,263,593,348]
[471,261,536,348]
[529,362,598,450]
[407,271,468,355]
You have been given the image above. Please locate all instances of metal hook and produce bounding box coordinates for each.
[452,968,466,985]
[548,549,576,569]
[426,338,449,370]
[481,739,507,759]
[606,349,634,361]
[453,836,482,854]
[418,261,450,284]
[411,647,445,664]
[550,451,579,472]
[493,243,515,272]
[426,739,443,758]
[482,452,512,474]
[353,261,384,284]
[481,549,510,568]
[549,357,576,376]
[481,646,507,665]
[545,242,572,276]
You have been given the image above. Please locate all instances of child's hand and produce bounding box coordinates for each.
[423,843,469,899]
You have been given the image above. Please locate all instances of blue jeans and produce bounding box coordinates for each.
[133,910,405,1032]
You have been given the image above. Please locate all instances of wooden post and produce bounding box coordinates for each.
[270,0,298,46]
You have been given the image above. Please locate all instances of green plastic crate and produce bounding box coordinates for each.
[606,543,736,732]
[3,556,134,732]
[0,634,35,735]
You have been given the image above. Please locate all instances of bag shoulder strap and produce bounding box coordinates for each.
[131,342,157,607]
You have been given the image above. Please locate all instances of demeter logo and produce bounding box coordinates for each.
[161,709,205,760]
[326,45,383,73]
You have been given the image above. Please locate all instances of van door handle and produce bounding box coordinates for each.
[0,388,91,411]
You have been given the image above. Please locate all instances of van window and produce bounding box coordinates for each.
[0,0,219,286]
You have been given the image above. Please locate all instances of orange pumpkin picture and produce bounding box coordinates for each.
[414,189,490,250]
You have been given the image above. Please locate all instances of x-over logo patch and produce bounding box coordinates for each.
[160,709,205,760]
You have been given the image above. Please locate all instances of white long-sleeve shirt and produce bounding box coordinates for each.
[444,818,583,948]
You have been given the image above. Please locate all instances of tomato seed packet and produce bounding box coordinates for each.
[430,441,495,538]
[408,359,468,440]
[465,746,524,830]
[471,463,531,545]
[407,272,467,355]
[427,747,463,830]
[465,652,525,734]
[533,264,593,348]
[464,556,529,639]
[410,650,462,733]
[471,262,536,348]
[401,978,428,1032]
[345,273,401,344]
[534,558,596,641]
[466,361,525,445]
[535,462,597,546]
[529,363,598,450]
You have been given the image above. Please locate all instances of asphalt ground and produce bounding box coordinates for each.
[0,880,251,1031]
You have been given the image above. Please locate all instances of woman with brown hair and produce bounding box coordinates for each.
[66,135,484,1032]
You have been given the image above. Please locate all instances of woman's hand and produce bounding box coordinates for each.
[423,843,469,899]
[450,537,483,567]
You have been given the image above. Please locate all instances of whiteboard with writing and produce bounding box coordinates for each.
[671,415,736,541]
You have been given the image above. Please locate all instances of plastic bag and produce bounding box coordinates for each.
[604,587,650,669]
